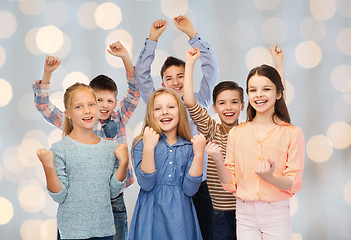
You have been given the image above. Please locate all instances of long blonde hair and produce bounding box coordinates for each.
[62,83,96,136]
[132,88,191,149]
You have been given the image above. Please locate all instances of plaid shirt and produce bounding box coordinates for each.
[33,71,140,189]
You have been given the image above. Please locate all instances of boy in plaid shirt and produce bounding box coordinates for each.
[33,41,140,240]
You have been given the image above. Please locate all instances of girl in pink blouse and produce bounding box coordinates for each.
[206,64,305,240]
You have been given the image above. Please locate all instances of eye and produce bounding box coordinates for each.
[154,107,161,111]
[178,75,184,79]
[218,102,224,105]
[75,105,81,109]
[165,78,171,81]
[249,89,256,92]
[108,100,114,103]
[264,88,271,91]
[97,99,102,102]
[232,101,239,104]
[89,103,95,107]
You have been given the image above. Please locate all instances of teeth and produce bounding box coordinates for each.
[160,118,172,122]
[224,113,234,116]
[255,100,267,104]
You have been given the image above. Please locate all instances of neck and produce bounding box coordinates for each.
[69,128,98,142]
[222,119,239,129]
[164,131,178,146]
[252,110,276,125]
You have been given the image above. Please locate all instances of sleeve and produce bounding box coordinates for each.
[48,145,68,203]
[110,155,127,199]
[187,102,216,139]
[182,146,202,197]
[112,72,140,127]
[223,128,237,193]
[189,33,219,108]
[134,39,158,104]
[32,80,64,129]
[283,127,305,194]
[132,140,157,192]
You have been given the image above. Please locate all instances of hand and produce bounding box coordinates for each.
[143,126,160,150]
[114,144,129,166]
[186,47,200,64]
[107,41,129,59]
[255,159,275,181]
[148,19,167,42]
[174,15,197,39]
[44,56,61,74]
[205,141,223,162]
[36,149,54,168]
[191,134,206,156]
[270,44,283,66]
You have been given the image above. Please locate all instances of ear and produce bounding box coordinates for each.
[65,110,71,119]
[276,91,282,100]
[212,104,218,114]
[240,102,245,111]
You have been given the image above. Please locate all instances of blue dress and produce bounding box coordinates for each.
[128,135,203,240]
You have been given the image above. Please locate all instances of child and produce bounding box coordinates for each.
[33,41,139,240]
[135,15,218,239]
[184,45,286,239]
[206,64,305,240]
[127,88,206,240]
[37,83,128,240]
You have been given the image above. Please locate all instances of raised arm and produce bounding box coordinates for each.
[135,19,167,103]
[33,56,65,129]
[175,15,218,108]
[270,44,286,100]
[108,41,140,127]
[184,47,201,108]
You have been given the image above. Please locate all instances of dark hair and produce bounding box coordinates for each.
[246,64,290,124]
[213,81,244,104]
[160,56,185,79]
[89,74,118,97]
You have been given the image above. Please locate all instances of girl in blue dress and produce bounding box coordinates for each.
[128,88,206,240]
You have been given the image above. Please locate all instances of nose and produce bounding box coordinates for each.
[225,102,231,110]
[83,106,91,114]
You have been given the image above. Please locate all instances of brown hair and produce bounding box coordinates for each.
[132,88,191,149]
[213,81,244,104]
[246,64,290,124]
[63,83,96,136]
[160,56,185,79]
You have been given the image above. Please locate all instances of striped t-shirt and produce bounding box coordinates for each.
[188,103,236,211]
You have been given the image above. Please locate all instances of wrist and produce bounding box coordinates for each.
[148,34,159,42]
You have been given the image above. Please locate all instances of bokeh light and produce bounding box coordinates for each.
[133,122,144,138]
[53,33,72,59]
[0,46,5,68]
[19,0,46,16]
[330,64,351,93]
[77,2,99,30]
[295,41,322,69]
[337,0,351,18]
[0,11,17,39]
[49,91,65,112]
[48,129,63,148]
[62,72,90,91]
[18,94,42,121]
[95,2,122,30]
[36,25,64,54]
[65,56,92,77]
[20,220,43,240]
[245,46,272,70]
[300,17,326,42]
[254,0,280,10]
[43,1,69,27]
[343,181,351,205]
[17,138,43,167]
[310,0,336,20]
[151,49,169,78]
[261,17,288,44]
[25,28,43,55]
[18,180,46,213]
[306,135,333,163]
[327,121,351,149]
[337,28,351,55]
[0,197,14,225]
[161,0,189,18]
[40,219,57,240]
[292,233,303,240]
[173,34,190,60]
[40,193,58,217]
[105,29,133,68]
[285,80,295,105]
[0,78,13,107]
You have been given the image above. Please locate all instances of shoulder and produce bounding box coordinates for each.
[50,136,69,150]
[229,122,249,134]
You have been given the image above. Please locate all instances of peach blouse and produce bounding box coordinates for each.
[223,121,305,202]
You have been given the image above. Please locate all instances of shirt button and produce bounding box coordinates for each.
[170,149,172,152]
[168,174,171,177]
[169,162,173,164]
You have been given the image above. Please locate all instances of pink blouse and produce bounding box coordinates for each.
[223,121,305,202]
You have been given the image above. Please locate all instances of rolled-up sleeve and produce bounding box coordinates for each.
[284,127,305,194]
[182,151,202,197]
[49,146,68,203]
[132,140,157,192]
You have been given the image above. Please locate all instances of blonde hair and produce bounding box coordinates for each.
[132,88,191,149]
[62,83,96,136]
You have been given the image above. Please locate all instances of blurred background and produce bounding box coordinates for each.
[0,0,350,239]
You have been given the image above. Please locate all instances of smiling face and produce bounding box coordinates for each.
[94,90,117,121]
[161,65,185,98]
[153,92,179,138]
[247,74,282,117]
[213,89,244,128]
[65,90,98,132]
